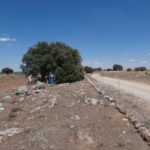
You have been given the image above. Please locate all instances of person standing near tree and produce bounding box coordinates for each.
[28,74,32,84]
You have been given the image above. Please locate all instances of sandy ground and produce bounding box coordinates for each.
[91,74,150,101]
[0,78,149,150]
[99,71,150,84]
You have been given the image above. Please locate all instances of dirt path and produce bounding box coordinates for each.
[91,74,150,102]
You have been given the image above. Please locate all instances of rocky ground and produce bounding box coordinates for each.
[0,79,149,150]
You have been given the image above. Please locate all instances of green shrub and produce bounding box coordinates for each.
[126,68,132,71]
[2,68,14,75]
[84,66,94,73]
[134,67,147,71]
[113,64,123,71]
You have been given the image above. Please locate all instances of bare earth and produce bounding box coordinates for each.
[0,76,149,150]
[0,75,26,97]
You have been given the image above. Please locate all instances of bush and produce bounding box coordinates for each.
[106,68,112,71]
[84,66,94,73]
[21,41,84,83]
[113,64,123,71]
[134,67,147,71]
[2,68,14,75]
[126,68,132,71]
[93,67,102,71]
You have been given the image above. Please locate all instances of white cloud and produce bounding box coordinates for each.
[128,59,136,63]
[82,60,102,68]
[0,37,16,42]
[140,60,148,64]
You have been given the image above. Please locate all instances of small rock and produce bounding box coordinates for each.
[1,95,12,102]
[116,104,127,114]
[71,115,80,120]
[19,97,25,101]
[70,125,75,129]
[16,86,29,95]
[122,131,126,134]
[0,128,23,137]
[122,118,128,121]
[140,128,150,142]
[109,97,113,101]
[78,131,94,144]
[134,122,144,129]
[0,103,5,112]
[85,98,98,105]
[110,102,115,106]
[32,81,45,90]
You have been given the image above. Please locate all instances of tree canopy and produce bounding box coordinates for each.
[2,68,14,74]
[21,41,84,83]
[113,64,123,71]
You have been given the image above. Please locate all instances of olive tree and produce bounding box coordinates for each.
[21,41,84,83]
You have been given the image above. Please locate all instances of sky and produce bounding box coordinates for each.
[0,0,150,71]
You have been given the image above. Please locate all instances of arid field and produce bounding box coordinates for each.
[0,73,150,149]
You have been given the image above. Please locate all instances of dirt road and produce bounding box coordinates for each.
[91,74,150,101]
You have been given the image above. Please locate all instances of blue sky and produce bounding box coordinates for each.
[0,0,150,71]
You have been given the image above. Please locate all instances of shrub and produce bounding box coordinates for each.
[84,66,94,73]
[93,67,102,71]
[21,41,84,83]
[134,67,147,71]
[106,68,112,71]
[113,64,123,71]
[2,68,14,75]
[126,68,132,71]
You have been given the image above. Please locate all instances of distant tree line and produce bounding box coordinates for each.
[84,64,148,73]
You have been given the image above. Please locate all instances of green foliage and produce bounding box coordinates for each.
[2,68,14,74]
[134,67,147,71]
[113,64,123,71]
[93,67,102,71]
[106,68,112,71]
[21,41,84,83]
[84,66,94,73]
[126,68,132,71]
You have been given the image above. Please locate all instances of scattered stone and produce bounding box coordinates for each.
[71,115,80,120]
[85,98,98,105]
[110,102,115,106]
[140,128,150,142]
[33,89,41,93]
[122,118,128,122]
[122,131,126,134]
[77,131,94,144]
[70,125,75,129]
[109,97,114,102]
[0,103,5,112]
[115,103,127,114]
[32,81,45,90]
[30,104,49,113]
[19,97,25,101]
[48,97,57,108]
[16,86,29,95]
[1,95,12,102]
[134,122,144,129]
[0,128,23,143]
